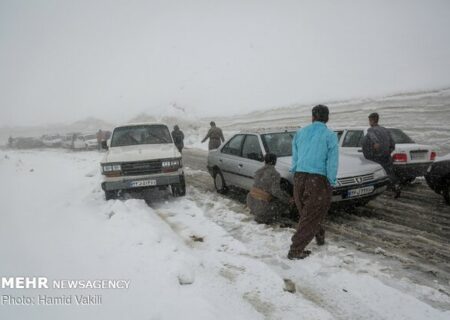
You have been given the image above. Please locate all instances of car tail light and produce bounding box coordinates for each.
[392,153,407,162]
[430,151,437,161]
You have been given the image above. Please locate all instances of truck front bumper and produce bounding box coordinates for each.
[101,171,183,191]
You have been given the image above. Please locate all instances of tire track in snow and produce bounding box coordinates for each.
[182,149,450,300]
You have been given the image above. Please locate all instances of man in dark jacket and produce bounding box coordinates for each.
[362,112,401,198]
[171,125,185,153]
[247,153,291,224]
[201,121,225,150]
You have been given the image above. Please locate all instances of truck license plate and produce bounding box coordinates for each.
[347,186,374,198]
[129,180,157,188]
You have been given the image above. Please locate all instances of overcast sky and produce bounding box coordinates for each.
[1,0,449,126]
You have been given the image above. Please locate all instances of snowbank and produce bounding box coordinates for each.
[0,149,449,319]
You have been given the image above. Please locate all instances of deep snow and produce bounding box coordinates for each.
[0,149,449,319]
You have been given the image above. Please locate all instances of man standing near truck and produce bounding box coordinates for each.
[171,125,185,153]
[362,112,401,198]
[201,121,225,150]
[96,129,103,151]
[288,105,339,260]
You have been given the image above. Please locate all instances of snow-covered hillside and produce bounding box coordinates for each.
[1,149,449,319]
[213,88,450,155]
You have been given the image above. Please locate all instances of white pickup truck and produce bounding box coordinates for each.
[335,127,436,183]
[100,123,185,200]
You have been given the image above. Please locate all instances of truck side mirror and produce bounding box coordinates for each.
[101,140,108,150]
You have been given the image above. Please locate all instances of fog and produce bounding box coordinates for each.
[1,0,450,127]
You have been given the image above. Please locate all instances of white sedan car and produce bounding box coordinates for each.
[335,127,437,183]
[207,128,389,207]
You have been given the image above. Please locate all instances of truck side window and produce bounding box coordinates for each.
[222,135,244,156]
[343,130,364,147]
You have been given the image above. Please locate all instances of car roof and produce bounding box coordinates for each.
[239,127,300,135]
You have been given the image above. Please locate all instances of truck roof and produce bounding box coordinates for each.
[116,122,169,128]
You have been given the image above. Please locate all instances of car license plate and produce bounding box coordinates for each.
[347,186,374,198]
[129,179,157,188]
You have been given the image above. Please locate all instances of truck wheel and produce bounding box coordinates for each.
[214,169,228,194]
[401,178,415,185]
[443,182,450,205]
[172,175,186,197]
[105,190,117,200]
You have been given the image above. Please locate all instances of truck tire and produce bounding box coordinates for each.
[105,190,117,200]
[214,169,228,194]
[172,175,186,197]
[443,180,450,205]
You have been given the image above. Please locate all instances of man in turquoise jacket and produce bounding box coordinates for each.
[288,105,339,260]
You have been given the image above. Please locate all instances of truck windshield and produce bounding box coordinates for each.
[261,132,295,157]
[111,125,173,147]
[388,129,415,144]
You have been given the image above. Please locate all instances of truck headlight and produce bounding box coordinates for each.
[373,168,386,180]
[161,158,182,172]
[102,164,121,173]
[162,159,181,168]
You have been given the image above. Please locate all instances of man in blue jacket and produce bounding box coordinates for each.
[288,105,339,260]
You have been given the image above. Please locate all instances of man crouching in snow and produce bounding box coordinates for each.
[247,153,291,224]
[288,105,339,260]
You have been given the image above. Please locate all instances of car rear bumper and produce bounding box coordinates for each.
[331,177,390,203]
[393,162,432,179]
[101,171,183,191]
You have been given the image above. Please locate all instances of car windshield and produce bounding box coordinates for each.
[111,125,172,147]
[261,132,295,157]
[83,134,96,140]
[388,128,415,144]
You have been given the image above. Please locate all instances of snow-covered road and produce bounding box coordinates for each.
[0,149,449,319]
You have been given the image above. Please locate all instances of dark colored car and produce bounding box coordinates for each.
[425,154,450,205]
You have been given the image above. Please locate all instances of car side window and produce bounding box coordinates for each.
[222,135,245,156]
[335,131,344,142]
[342,130,364,147]
[242,135,263,161]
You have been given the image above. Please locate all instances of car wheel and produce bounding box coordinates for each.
[214,169,228,194]
[105,190,117,200]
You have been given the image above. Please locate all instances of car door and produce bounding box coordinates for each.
[219,134,245,186]
[238,135,265,190]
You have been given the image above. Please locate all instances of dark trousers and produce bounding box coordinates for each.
[289,173,331,255]
[373,156,399,186]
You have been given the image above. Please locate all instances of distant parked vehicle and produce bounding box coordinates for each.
[100,123,185,200]
[82,134,98,150]
[425,154,450,205]
[335,127,436,183]
[207,128,389,208]
[41,134,63,148]
[12,137,45,149]
[62,133,78,149]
